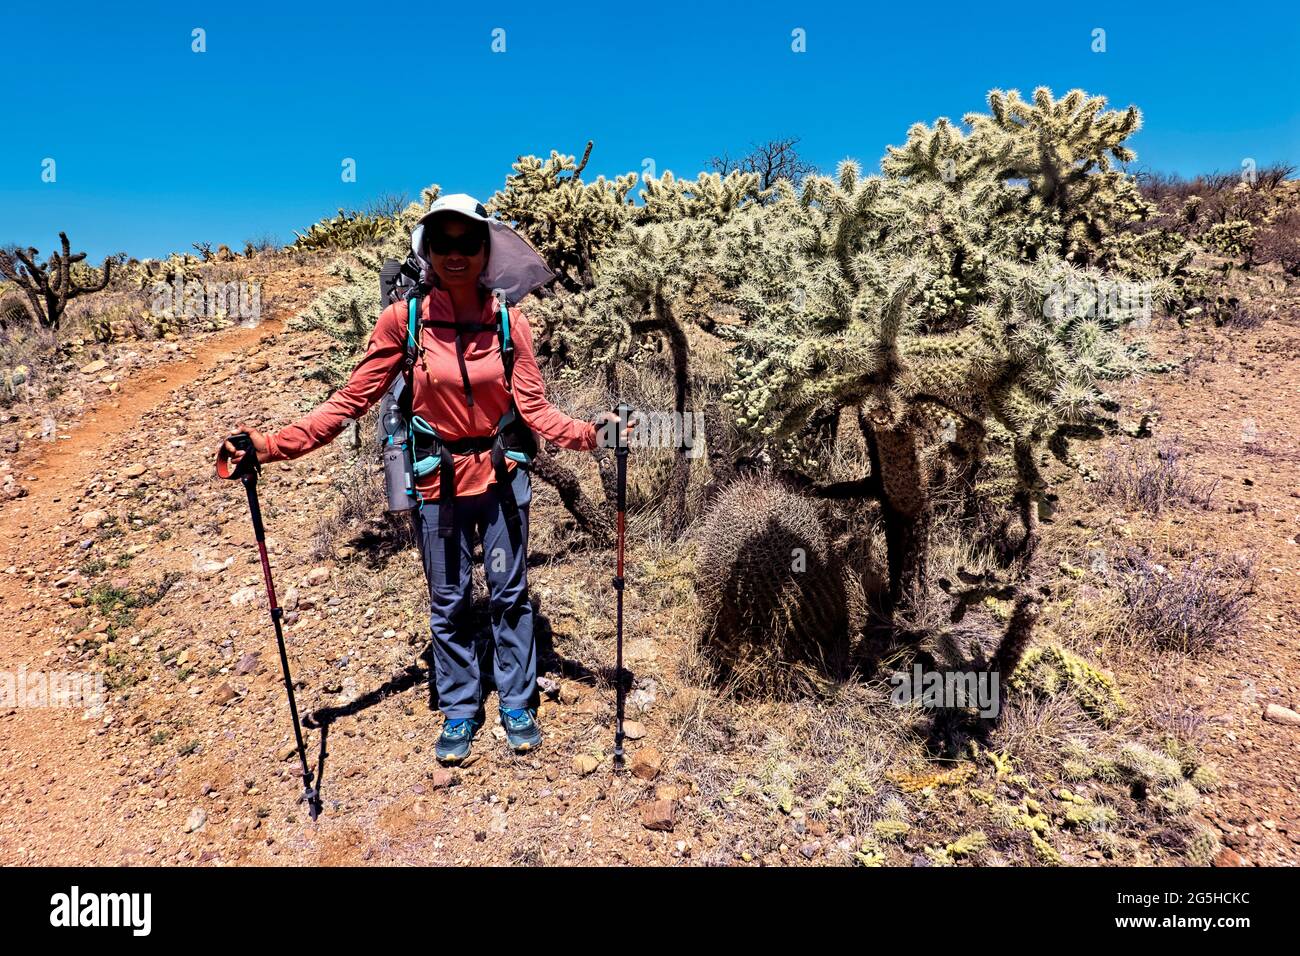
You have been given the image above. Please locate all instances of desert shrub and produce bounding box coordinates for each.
[1092,441,1217,514]
[1253,206,1300,276]
[243,233,282,256]
[64,291,158,343]
[1216,298,1263,329]
[1113,547,1255,652]
[0,307,57,401]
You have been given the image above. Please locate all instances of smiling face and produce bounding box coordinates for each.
[426,214,488,292]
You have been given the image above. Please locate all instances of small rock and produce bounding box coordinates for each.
[640,799,676,832]
[572,754,600,776]
[629,747,663,781]
[80,359,109,375]
[234,652,261,676]
[200,560,229,578]
[123,463,146,479]
[558,683,582,705]
[428,768,455,790]
[1214,847,1245,867]
[799,841,821,860]
[305,567,331,586]
[1264,703,1300,726]
[79,510,108,530]
[212,683,240,705]
[184,808,207,833]
[230,586,259,607]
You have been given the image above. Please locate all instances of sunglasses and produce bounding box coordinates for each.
[426,230,487,257]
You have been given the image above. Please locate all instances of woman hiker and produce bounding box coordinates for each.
[221,194,622,764]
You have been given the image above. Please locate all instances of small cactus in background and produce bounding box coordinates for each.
[854,839,886,867]
[945,830,989,859]
[873,818,911,842]
[1031,833,1064,866]
[1189,764,1222,792]
[1009,644,1127,726]
[1155,780,1202,818]
[1114,742,1184,787]
[1185,826,1222,867]
[288,208,400,252]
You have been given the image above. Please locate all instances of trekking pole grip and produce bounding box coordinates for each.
[215,431,260,481]
[613,403,632,510]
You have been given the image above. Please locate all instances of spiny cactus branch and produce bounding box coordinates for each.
[0,232,114,329]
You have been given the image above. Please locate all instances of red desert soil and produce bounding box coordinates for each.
[0,266,1297,866]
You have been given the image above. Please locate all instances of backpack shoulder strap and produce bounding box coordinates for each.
[494,291,516,391]
[406,296,421,355]
[399,295,420,418]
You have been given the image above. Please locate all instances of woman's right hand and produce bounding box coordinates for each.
[222,422,270,468]
[593,410,635,448]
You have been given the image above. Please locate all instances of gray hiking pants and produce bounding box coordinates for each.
[414,466,536,720]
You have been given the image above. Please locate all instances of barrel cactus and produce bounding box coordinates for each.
[693,478,879,697]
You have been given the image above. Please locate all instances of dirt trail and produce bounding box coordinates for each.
[1,319,280,525]
[0,318,283,862]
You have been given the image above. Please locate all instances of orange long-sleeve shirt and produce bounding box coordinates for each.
[264,288,597,498]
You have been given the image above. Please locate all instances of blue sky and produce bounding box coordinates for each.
[2,1,1296,260]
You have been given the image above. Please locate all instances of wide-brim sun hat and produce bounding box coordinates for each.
[411,193,554,304]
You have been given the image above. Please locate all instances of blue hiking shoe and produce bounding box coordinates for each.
[436,717,480,764]
[501,707,542,753]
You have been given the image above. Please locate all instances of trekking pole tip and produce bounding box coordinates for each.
[302,786,322,821]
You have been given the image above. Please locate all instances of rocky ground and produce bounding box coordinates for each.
[0,255,1297,867]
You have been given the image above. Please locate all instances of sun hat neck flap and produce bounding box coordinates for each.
[411,193,554,305]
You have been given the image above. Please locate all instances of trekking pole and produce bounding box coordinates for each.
[611,403,633,768]
[216,433,321,821]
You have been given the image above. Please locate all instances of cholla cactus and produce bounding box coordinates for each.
[1113,741,1184,787]
[0,232,115,330]
[488,142,636,292]
[884,89,1153,266]
[637,170,766,224]
[289,208,401,252]
[291,252,387,387]
[1185,826,1222,866]
[713,159,1160,599]
[967,88,1149,266]
[1010,644,1127,726]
